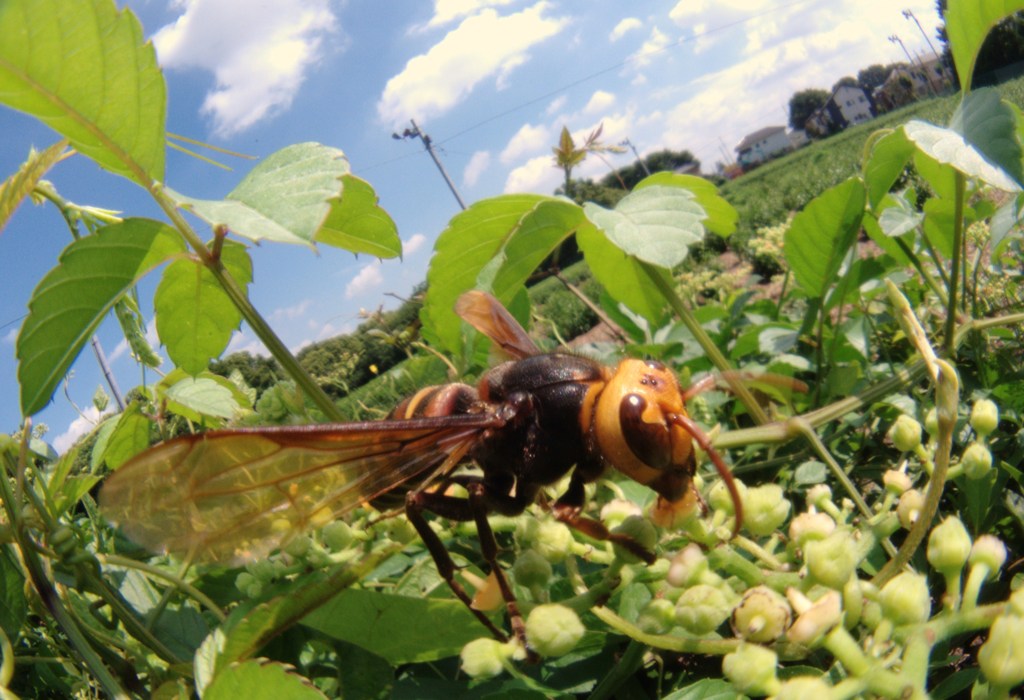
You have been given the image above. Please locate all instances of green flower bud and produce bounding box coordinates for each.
[787,590,841,646]
[722,643,781,696]
[321,521,354,552]
[806,484,832,510]
[637,598,676,634]
[882,469,912,495]
[743,484,791,537]
[525,604,585,658]
[927,516,971,575]
[666,543,708,588]
[897,489,926,529]
[961,442,993,480]
[924,407,939,436]
[979,615,1024,688]
[460,638,512,679]
[804,530,861,589]
[879,571,931,625]
[889,415,922,452]
[517,518,573,564]
[611,515,657,564]
[773,677,833,700]
[512,548,553,588]
[234,572,262,598]
[675,584,732,634]
[283,535,311,558]
[731,586,792,643]
[708,478,747,515]
[600,499,642,529]
[788,511,835,549]
[970,398,999,437]
[969,535,1007,578]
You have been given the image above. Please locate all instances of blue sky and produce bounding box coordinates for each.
[0,0,943,450]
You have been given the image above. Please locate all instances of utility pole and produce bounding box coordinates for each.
[903,9,943,92]
[392,119,466,210]
[888,34,937,97]
[620,139,650,176]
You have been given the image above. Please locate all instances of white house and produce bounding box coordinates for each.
[735,125,791,167]
[806,85,875,135]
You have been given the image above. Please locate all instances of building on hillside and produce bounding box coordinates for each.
[735,125,791,167]
[873,54,952,111]
[805,84,875,136]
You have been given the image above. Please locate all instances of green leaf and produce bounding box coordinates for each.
[204,660,327,700]
[904,119,1021,192]
[922,197,959,258]
[863,128,914,211]
[877,195,923,237]
[662,678,737,700]
[154,239,252,375]
[634,172,737,237]
[945,0,1024,91]
[159,371,247,422]
[0,140,70,234]
[302,588,484,664]
[315,173,401,257]
[583,185,705,268]
[576,225,670,324]
[171,143,399,256]
[949,87,1024,188]
[99,405,151,469]
[783,177,866,298]
[0,547,27,644]
[421,194,548,354]
[17,218,185,415]
[0,0,165,184]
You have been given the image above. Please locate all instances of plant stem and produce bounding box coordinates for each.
[148,184,344,422]
[943,173,966,357]
[642,262,770,425]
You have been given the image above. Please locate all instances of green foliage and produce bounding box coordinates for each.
[2,1,1024,698]
[788,87,830,130]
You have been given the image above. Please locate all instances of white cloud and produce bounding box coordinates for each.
[504,155,561,194]
[610,18,642,42]
[583,90,616,115]
[630,26,671,69]
[403,233,428,255]
[269,299,313,321]
[462,151,491,186]
[152,0,337,136]
[54,406,110,454]
[345,263,384,298]
[226,330,269,356]
[500,123,551,164]
[2,327,16,345]
[425,0,517,28]
[377,2,569,124]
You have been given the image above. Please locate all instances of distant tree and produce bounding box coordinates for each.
[831,76,858,92]
[599,148,700,190]
[857,64,891,92]
[209,351,281,394]
[556,178,624,208]
[788,88,829,130]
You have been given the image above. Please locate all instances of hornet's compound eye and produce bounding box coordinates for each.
[620,394,671,469]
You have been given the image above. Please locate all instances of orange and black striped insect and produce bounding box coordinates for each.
[100,290,747,643]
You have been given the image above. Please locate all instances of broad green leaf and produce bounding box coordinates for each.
[945,0,1024,91]
[302,588,484,664]
[877,195,923,237]
[0,0,165,184]
[949,87,1024,188]
[583,185,705,268]
[914,149,957,201]
[863,128,914,211]
[783,177,866,298]
[489,199,589,300]
[171,143,399,256]
[18,218,185,415]
[0,547,27,644]
[662,678,737,700]
[204,660,327,700]
[315,173,401,257]
[421,194,548,354]
[577,225,671,324]
[922,198,960,258]
[904,119,1021,192]
[0,140,70,234]
[160,372,247,422]
[990,194,1024,252]
[154,240,252,375]
[634,172,737,237]
[99,405,151,469]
